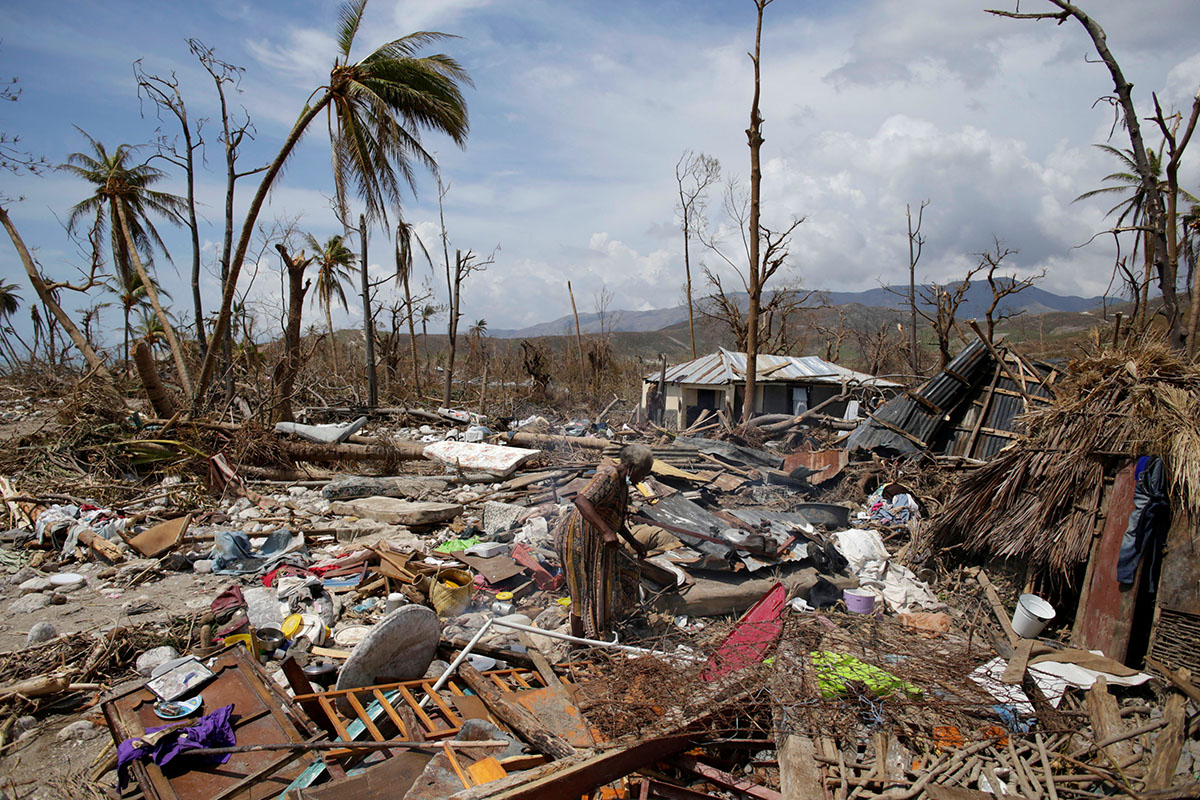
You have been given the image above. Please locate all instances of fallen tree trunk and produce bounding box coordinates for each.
[502,431,610,451]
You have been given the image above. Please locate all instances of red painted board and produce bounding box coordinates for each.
[700,582,787,682]
[1074,463,1139,663]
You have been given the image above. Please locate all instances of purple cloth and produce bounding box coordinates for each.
[116,704,236,789]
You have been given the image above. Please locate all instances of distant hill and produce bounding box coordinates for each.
[489,281,1114,339]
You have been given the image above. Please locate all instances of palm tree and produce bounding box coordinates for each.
[196,0,472,403]
[304,233,357,372]
[0,279,22,368]
[61,130,190,384]
[396,216,431,393]
[134,311,167,352]
[1075,144,1199,320]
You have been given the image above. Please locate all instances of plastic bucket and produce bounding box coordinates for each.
[1011,593,1056,638]
[843,589,877,615]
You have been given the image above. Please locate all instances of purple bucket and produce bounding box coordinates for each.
[843,589,876,615]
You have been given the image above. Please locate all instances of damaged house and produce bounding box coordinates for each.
[921,340,1200,675]
[644,348,901,428]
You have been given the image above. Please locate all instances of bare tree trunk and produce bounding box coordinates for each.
[194,94,332,407]
[271,244,309,423]
[404,274,421,395]
[359,214,378,408]
[115,202,193,397]
[0,206,117,393]
[743,0,769,423]
[442,250,461,407]
[133,340,177,417]
[325,304,339,373]
[182,117,205,358]
[568,280,585,384]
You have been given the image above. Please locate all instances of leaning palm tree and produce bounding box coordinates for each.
[304,233,357,372]
[195,0,472,404]
[1075,144,1199,321]
[0,279,22,369]
[61,131,191,387]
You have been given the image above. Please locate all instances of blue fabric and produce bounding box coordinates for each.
[1116,456,1169,587]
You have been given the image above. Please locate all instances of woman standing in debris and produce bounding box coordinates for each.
[556,444,653,638]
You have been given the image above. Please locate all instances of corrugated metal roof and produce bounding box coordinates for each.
[645,348,901,388]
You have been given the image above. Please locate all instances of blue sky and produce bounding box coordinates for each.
[2,0,1199,345]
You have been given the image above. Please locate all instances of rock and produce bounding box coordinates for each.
[13,715,37,736]
[329,497,462,527]
[9,593,51,614]
[96,567,118,580]
[457,718,525,759]
[193,559,213,573]
[336,605,439,711]
[19,577,52,594]
[26,622,57,646]
[322,476,450,501]
[423,659,451,680]
[50,593,68,605]
[56,720,102,742]
[482,501,526,535]
[136,645,179,676]
[8,566,38,586]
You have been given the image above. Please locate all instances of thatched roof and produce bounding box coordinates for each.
[922,340,1200,576]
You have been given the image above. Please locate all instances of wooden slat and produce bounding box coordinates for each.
[374,689,409,738]
[318,696,352,741]
[421,680,462,727]
[347,691,385,742]
[399,685,438,732]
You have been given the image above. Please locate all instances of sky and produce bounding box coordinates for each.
[2,0,1199,346]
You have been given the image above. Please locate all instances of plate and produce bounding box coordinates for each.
[333,625,370,648]
[153,695,202,720]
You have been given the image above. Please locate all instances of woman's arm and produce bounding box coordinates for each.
[574,495,619,546]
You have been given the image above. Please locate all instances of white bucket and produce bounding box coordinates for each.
[1011,593,1055,638]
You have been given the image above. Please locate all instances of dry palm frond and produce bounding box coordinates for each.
[922,337,1200,577]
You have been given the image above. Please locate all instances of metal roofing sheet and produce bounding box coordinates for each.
[647,348,900,387]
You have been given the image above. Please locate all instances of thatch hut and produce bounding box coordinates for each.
[922,339,1200,673]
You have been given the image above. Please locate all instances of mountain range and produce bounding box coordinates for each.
[488,282,1114,339]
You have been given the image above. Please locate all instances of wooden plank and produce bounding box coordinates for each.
[1002,638,1034,685]
[1074,462,1139,660]
[1085,677,1134,767]
[775,734,823,800]
[373,689,409,736]
[1145,693,1187,790]
[449,735,694,800]
[458,663,576,761]
[318,696,352,741]
[467,756,508,785]
[673,755,784,800]
[973,568,1019,647]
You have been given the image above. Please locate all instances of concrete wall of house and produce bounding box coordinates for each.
[643,379,854,425]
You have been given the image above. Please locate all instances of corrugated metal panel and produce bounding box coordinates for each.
[647,348,900,387]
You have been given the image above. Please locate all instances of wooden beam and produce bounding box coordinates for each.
[457,663,576,761]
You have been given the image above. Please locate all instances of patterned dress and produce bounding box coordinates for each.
[554,461,638,637]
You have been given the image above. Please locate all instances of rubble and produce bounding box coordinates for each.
[0,340,1195,799]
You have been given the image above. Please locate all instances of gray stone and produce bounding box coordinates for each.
[8,566,37,586]
[25,621,57,646]
[13,715,36,736]
[56,720,102,742]
[329,496,462,527]
[482,501,526,535]
[136,645,180,677]
[19,576,51,594]
[9,593,51,613]
[193,559,213,573]
[336,605,439,711]
[423,659,451,680]
[457,718,525,759]
[322,475,450,501]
